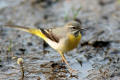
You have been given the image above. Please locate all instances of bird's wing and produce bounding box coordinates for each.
[40,27,67,43]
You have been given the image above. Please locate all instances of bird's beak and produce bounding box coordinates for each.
[79,28,87,32]
[81,28,87,31]
[79,28,87,35]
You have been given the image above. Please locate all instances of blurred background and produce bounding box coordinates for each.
[0,0,120,80]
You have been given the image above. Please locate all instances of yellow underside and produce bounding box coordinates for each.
[26,28,47,40]
[61,33,81,52]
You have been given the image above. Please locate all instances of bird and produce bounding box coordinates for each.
[3,21,84,73]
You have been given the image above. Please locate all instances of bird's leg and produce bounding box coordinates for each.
[61,58,64,63]
[61,52,67,63]
[59,51,77,73]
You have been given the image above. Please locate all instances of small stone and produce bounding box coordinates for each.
[27,42,33,46]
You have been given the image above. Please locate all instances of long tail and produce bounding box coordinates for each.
[3,24,47,40]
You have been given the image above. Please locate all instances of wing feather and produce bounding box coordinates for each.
[40,28,59,43]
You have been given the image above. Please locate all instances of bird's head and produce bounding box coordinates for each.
[65,21,85,37]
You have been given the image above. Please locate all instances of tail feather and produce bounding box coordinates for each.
[4,24,47,40]
[4,24,31,32]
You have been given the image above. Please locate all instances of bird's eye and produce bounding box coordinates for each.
[71,27,76,29]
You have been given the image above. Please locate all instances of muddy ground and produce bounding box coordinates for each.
[0,0,120,80]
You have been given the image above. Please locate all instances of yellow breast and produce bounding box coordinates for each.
[65,33,81,52]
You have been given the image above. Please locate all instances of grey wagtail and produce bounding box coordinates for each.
[4,21,83,73]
